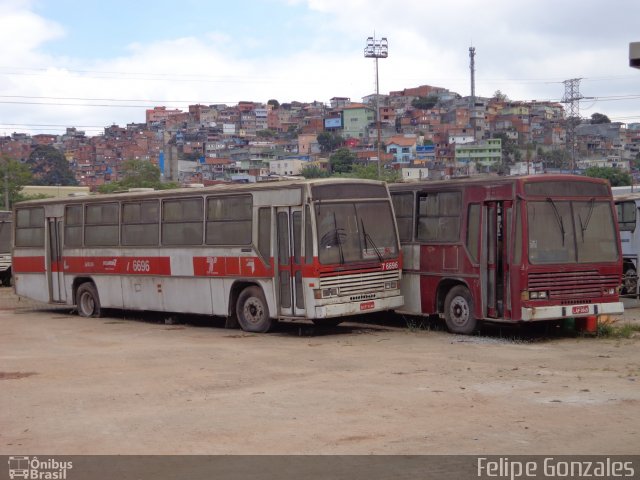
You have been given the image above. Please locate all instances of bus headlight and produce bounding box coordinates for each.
[602,287,616,295]
[527,291,548,300]
[384,280,399,290]
[314,287,339,299]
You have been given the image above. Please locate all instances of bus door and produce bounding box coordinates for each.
[483,200,512,319]
[45,209,67,303]
[276,206,305,317]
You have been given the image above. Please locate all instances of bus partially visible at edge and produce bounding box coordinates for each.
[389,175,623,334]
[0,210,12,286]
[12,179,403,332]
[612,190,640,296]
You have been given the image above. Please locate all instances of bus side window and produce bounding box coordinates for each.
[122,201,159,246]
[257,207,271,262]
[206,195,252,245]
[64,204,83,247]
[15,207,45,247]
[85,203,119,246]
[162,198,204,245]
[617,201,637,232]
[417,192,461,242]
[391,192,414,242]
[513,202,522,265]
[466,204,480,263]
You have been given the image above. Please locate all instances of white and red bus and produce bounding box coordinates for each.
[389,175,623,334]
[12,179,403,332]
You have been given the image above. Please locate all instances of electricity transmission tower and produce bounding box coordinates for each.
[561,78,583,172]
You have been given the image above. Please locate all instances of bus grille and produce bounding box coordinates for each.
[319,270,400,296]
[528,270,619,302]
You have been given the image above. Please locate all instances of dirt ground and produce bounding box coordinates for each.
[1,287,639,455]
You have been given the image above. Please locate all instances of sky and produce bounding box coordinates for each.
[1,0,640,136]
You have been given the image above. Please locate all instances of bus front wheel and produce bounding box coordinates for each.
[76,283,102,318]
[444,285,477,334]
[236,286,272,333]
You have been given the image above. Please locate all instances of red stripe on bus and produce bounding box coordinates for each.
[192,256,273,277]
[13,256,46,273]
[62,256,172,275]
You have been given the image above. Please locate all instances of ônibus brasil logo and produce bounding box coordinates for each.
[7,456,73,480]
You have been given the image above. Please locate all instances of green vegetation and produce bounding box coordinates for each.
[590,113,611,124]
[27,145,77,186]
[583,166,632,186]
[299,165,330,179]
[317,132,344,153]
[0,155,34,209]
[596,322,640,339]
[329,148,355,174]
[411,95,439,110]
[98,159,179,193]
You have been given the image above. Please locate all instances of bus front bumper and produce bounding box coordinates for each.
[521,301,624,321]
[314,295,404,319]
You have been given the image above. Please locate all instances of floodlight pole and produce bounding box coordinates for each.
[364,35,388,178]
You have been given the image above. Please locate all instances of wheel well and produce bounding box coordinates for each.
[228,281,263,317]
[436,279,469,314]
[72,277,95,305]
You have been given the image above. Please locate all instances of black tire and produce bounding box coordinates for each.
[236,286,272,333]
[76,282,102,318]
[443,285,477,334]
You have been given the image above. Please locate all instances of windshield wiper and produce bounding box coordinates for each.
[360,218,384,262]
[546,197,565,246]
[333,212,345,264]
[578,198,595,240]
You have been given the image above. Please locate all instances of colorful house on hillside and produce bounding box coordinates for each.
[386,134,418,164]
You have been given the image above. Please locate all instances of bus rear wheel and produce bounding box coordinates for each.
[236,286,272,333]
[76,282,102,318]
[444,285,477,334]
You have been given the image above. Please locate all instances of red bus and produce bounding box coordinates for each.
[389,175,623,334]
[12,179,403,332]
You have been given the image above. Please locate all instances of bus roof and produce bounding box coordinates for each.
[388,174,610,193]
[13,178,388,207]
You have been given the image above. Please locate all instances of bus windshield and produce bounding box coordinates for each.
[527,200,618,264]
[316,201,398,265]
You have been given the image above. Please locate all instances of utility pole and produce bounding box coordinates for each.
[469,46,476,141]
[364,35,388,178]
[1,156,8,210]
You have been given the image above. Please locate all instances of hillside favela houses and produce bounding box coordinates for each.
[2,84,639,191]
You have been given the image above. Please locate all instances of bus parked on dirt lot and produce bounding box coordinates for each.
[11,179,403,332]
[0,210,12,286]
[389,175,623,334]
[613,191,640,296]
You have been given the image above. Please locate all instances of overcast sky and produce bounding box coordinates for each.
[1,0,639,135]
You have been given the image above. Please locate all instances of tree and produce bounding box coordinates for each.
[345,163,400,182]
[493,90,509,102]
[0,155,34,209]
[329,148,355,174]
[300,165,330,179]
[267,99,280,110]
[411,95,438,110]
[584,166,631,187]
[27,145,77,186]
[256,129,278,138]
[98,159,178,193]
[317,132,344,153]
[590,113,611,124]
